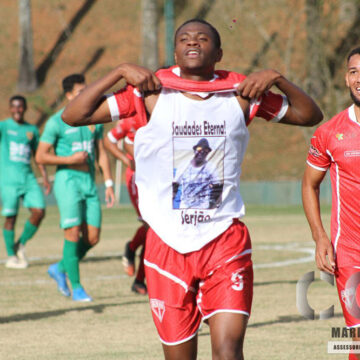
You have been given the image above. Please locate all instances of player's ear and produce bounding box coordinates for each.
[215,48,223,63]
[174,52,178,64]
[345,73,350,88]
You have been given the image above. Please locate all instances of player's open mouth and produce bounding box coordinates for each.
[186,49,200,58]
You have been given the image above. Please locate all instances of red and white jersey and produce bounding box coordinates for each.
[307,105,360,266]
[107,116,137,145]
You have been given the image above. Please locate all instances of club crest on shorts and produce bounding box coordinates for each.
[231,269,244,291]
[341,287,355,309]
[150,298,165,322]
[26,132,33,141]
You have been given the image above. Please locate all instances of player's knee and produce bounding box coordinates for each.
[87,234,100,246]
[212,339,244,360]
[31,208,45,222]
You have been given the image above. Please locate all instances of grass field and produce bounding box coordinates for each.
[0,204,348,359]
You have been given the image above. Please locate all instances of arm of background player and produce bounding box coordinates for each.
[36,163,51,195]
[62,63,161,127]
[302,164,335,274]
[237,69,323,126]
[97,138,115,208]
[35,141,88,166]
[104,134,132,168]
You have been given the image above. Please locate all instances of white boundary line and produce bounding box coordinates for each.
[0,243,315,286]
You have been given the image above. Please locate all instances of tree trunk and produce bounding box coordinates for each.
[141,0,159,70]
[17,0,38,92]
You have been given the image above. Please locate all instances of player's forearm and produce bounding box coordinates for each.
[302,181,327,242]
[37,163,48,181]
[62,65,125,127]
[275,76,323,127]
[36,151,73,166]
[98,151,113,182]
[104,137,131,167]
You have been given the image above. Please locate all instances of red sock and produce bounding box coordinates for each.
[129,225,147,252]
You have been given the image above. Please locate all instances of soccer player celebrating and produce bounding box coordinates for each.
[302,47,360,360]
[104,120,148,295]
[62,19,322,359]
[35,74,115,302]
[0,95,50,269]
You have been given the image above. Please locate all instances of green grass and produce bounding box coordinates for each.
[0,205,347,359]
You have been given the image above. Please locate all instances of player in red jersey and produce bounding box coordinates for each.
[62,18,322,360]
[104,117,148,295]
[303,47,360,360]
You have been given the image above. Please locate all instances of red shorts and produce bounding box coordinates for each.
[144,220,253,345]
[336,266,360,328]
[125,167,140,217]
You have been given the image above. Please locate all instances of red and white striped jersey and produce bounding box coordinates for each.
[307,105,360,266]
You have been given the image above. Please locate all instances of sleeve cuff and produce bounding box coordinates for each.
[107,131,118,144]
[106,94,120,122]
[270,95,289,123]
[306,160,328,171]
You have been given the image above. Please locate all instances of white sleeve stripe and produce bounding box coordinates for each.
[124,136,134,145]
[107,131,118,144]
[306,160,328,171]
[106,94,120,122]
[270,95,289,123]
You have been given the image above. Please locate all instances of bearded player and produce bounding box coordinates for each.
[303,47,360,360]
[61,19,322,360]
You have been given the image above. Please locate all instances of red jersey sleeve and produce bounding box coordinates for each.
[106,86,136,122]
[256,91,288,122]
[107,116,137,144]
[306,126,331,171]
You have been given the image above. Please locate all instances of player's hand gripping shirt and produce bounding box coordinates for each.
[0,118,39,185]
[107,73,288,253]
[41,109,103,176]
[307,105,360,267]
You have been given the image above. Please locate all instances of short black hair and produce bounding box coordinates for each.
[347,47,360,63]
[62,73,85,93]
[9,95,27,109]
[174,18,221,49]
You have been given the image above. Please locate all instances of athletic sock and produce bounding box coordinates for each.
[58,260,66,273]
[77,237,92,261]
[19,220,38,245]
[63,239,81,290]
[3,229,15,256]
[129,225,147,251]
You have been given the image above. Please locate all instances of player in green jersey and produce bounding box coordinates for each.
[0,95,50,269]
[36,74,115,302]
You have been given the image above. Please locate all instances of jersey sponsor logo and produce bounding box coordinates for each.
[71,140,95,154]
[344,150,360,157]
[231,269,244,291]
[309,144,321,157]
[150,298,165,322]
[336,133,344,141]
[26,132,33,141]
[88,125,96,133]
[341,287,355,309]
[9,141,31,163]
[65,128,79,134]
[7,130,17,136]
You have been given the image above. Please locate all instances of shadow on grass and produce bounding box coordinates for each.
[254,279,298,286]
[0,299,147,324]
[249,312,343,328]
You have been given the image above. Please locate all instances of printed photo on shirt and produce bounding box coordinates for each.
[172,137,224,209]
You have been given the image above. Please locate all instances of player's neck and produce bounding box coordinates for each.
[179,68,215,82]
[354,104,360,123]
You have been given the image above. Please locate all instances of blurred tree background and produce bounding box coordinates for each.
[1,0,358,181]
